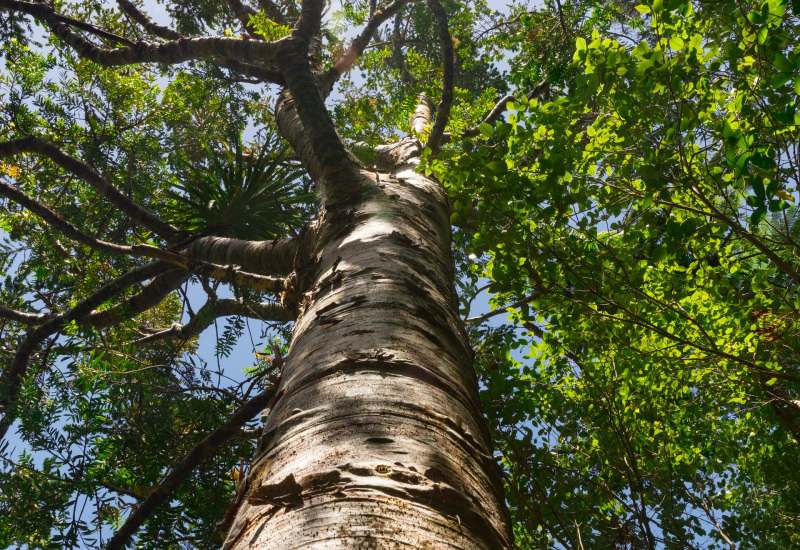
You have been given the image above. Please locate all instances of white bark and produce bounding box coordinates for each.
[221,150,512,549]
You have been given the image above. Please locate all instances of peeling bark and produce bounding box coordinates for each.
[221,142,512,549]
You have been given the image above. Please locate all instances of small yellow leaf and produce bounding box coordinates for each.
[775,190,795,202]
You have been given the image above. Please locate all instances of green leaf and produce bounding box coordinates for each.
[485,160,507,174]
[772,73,792,88]
[479,123,494,138]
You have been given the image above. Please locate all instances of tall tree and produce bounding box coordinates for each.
[3,0,800,548]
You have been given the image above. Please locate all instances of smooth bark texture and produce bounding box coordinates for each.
[221,143,512,550]
[187,236,299,276]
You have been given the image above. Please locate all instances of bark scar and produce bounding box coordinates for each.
[248,473,304,507]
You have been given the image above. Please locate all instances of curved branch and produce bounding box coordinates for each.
[115,0,283,83]
[116,0,183,41]
[226,0,262,38]
[276,42,363,209]
[134,299,295,345]
[0,184,293,295]
[324,0,416,82]
[0,178,134,254]
[187,261,287,293]
[82,269,191,329]
[461,81,549,138]
[0,261,173,440]
[274,89,327,184]
[423,0,454,153]
[0,136,177,238]
[0,0,284,67]
[104,383,278,550]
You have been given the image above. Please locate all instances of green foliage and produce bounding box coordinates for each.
[440,0,800,547]
[0,6,306,547]
[3,0,800,548]
[166,130,312,240]
[247,10,291,40]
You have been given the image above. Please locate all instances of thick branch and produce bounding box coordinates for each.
[0,186,290,294]
[187,261,287,293]
[134,299,295,345]
[423,0,454,153]
[186,236,299,276]
[104,384,278,550]
[0,306,51,326]
[0,261,172,440]
[276,42,364,206]
[116,0,183,41]
[220,58,287,85]
[0,0,284,67]
[0,137,177,238]
[116,0,282,83]
[291,0,324,42]
[411,92,433,135]
[274,89,327,184]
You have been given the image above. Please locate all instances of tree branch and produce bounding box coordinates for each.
[116,0,183,41]
[324,0,416,82]
[0,136,177,238]
[275,47,363,206]
[423,0,454,153]
[0,306,52,326]
[186,236,299,277]
[411,92,433,135]
[391,11,416,85]
[461,80,549,138]
[104,383,278,550]
[133,299,295,345]
[257,0,288,25]
[0,184,294,297]
[49,9,135,46]
[290,0,324,42]
[0,178,137,255]
[0,0,284,68]
[185,261,287,293]
[82,269,191,329]
[0,261,173,440]
[274,88,328,184]
[225,0,261,38]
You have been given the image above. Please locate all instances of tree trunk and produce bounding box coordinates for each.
[221,141,513,549]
